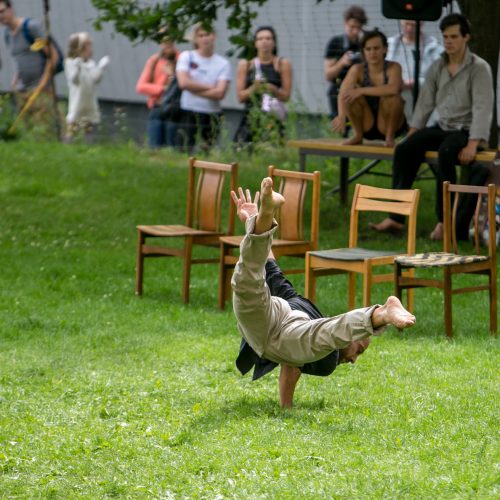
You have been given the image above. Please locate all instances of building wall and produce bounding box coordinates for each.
[0,0,449,116]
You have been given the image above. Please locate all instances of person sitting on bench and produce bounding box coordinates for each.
[371,14,494,240]
[331,29,407,148]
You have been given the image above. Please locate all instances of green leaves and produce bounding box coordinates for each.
[91,0,270,49]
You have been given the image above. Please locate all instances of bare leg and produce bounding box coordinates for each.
[279,364,301,408]
[342,99,369,145]
[369,217,404,233]
[254,177,285,235]
[430,222,444,240]
[378,95,406,148]
[371,296,415,329]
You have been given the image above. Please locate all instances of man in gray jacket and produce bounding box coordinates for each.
[372,13,494,240]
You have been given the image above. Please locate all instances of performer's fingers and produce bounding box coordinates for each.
[254,191,260,205]
[230,190,239,204]
[238,187,245,201]
[245,189,252,202]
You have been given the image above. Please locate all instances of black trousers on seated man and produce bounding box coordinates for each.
[236,259,340,380]
[389,125,489,239]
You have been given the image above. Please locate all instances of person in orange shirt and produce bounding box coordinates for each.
[136,32,179,148]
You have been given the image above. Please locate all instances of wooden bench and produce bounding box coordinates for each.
[287,138,499,205]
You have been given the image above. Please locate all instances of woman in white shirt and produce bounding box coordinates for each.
[176,23,231,152]
[64,32,109,141]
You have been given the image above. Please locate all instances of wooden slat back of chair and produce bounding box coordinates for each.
[187,158,238,233]
[349,184,420,253]
[444,182,496,259]
[269,166,320,246]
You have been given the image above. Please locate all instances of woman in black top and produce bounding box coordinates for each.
[234,26,292,147]
[332,29,407,148]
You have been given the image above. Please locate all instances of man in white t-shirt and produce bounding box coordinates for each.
[387,20,442,122]
[176,23,231,152]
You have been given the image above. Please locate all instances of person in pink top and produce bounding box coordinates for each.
[136,32,179,148]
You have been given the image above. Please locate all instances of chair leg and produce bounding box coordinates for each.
[489,268,497,334]
[362,261,372,307]
[407,269,414,314]
[218,242,228,310]
[443,268,453,338]
[304,254,316,302]
[394,262,402,299]
[348,272,356,310]
[182,236,193,304]
[135,230,145,296]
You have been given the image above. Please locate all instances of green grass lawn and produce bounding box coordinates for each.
[0,141,498,498]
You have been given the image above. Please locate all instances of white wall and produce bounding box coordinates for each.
[0,0,449,113]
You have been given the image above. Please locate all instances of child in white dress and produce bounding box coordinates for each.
[64,32,109,141]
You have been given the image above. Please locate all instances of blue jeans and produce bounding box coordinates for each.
[147,107,178,148]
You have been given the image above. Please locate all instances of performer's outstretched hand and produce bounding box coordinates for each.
[231,187,260,223]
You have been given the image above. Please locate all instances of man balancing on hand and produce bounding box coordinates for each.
[231,177,416,408]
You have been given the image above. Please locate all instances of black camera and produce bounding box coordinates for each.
[350,52,362,64]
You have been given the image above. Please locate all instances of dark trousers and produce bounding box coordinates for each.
[265,260,323,320]
[265,259,340,376]
[391,126,469,223]
[177,109,221,153]
[390,126,489,237]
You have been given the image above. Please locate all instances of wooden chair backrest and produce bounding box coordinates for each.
[268,166,320,247]
[443,182,497,260]
[350,184,420,253]
[186,158,238,234]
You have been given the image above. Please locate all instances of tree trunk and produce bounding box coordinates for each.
[457,0,499,147]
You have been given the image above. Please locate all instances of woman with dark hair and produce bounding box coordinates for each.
[234,26,292,147]
[332,29,406,147]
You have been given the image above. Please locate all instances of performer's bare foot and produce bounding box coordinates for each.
[342,135,363,145]
[369,218,404,234]
[372,296,416,330]
[254,177,285,234]
[430,222,444,241]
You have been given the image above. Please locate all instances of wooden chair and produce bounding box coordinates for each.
[135,157,238,303]
[394,182,497,338]
[218,166,321,309]
[305,184,420,309]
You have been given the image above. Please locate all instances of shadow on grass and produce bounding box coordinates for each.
[167,395,328,447]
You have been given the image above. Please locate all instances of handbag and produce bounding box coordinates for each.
[254,58,286,121]
[261,93,286,121]
[159,76,182,121]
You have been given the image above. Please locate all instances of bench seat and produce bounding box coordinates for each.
[288,138,499,204]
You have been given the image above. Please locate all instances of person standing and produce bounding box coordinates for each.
[234,25,292,147]
[0,0,59,91]
[387,19,442,122]
[136,31,179,148]
[324,5,368,119]
[371,14,494,240]
[0,0,61,132]
[176,23,231,153]
[64,32,109,142]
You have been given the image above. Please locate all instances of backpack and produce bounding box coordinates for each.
[159,76,182,121]
[4,18,64,74]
